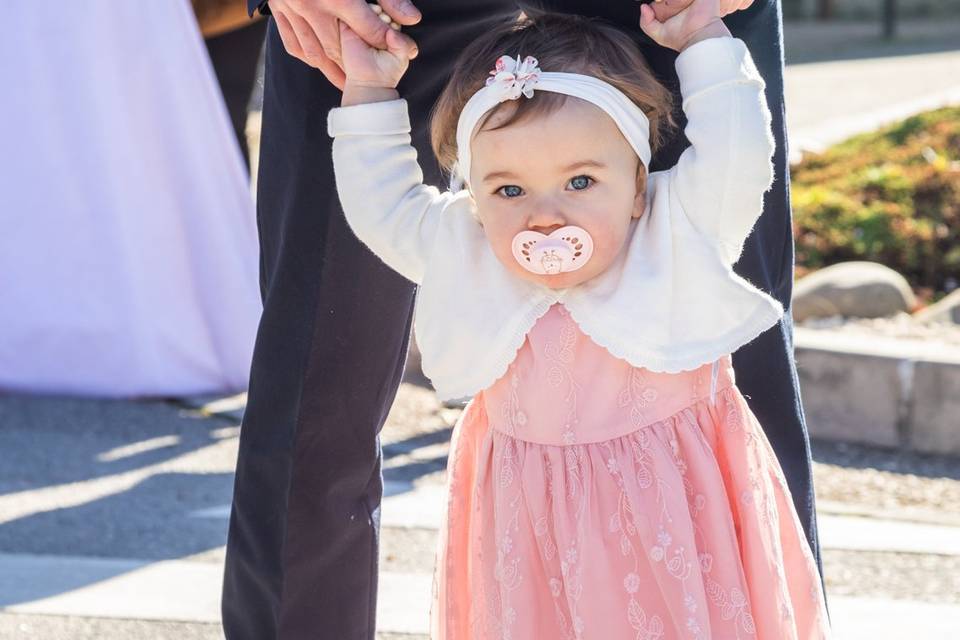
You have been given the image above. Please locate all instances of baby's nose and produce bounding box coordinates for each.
[529,222,565,235]
[526,206,567,235]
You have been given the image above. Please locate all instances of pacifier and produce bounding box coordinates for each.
[511,225,594,275]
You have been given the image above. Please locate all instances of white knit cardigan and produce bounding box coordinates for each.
[327,36,783,402]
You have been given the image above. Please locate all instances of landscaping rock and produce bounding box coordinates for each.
[793,261,917,322]
[913,289,960,325]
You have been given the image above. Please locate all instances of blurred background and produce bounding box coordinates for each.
[0,1,958,638]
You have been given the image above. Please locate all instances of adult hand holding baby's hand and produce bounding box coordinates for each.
[269,0,421,90]
[640,0,740,52]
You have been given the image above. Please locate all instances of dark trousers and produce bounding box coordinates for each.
[222,1,825,637]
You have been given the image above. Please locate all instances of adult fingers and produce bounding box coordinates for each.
[274,11,306,61]
[287,11,333,70]
[311,13,345,70]
[323,0,420,57]
[280,11,346,86]
[374,0,422,27]
[314,49,347,90]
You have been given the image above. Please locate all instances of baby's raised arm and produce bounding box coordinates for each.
[324,19,454,285]
[669,37,775,265]
[328,99,457,285]
[640,1,776,266]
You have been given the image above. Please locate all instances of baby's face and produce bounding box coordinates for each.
[469,97,646,290]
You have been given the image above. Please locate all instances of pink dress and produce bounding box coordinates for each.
[431,303,831,639]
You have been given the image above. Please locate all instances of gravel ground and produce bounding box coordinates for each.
[0,614,429,640]
[799,312,960,347]
[811,439,960,519]
[0,614,223,640]
[823,549,960,604]
[382,383,458,489]
[381,526,438,574]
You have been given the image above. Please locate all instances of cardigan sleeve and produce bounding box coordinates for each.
[327,99,453,285]
[669,36,776,266]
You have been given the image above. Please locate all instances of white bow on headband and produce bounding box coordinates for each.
[452,54,653,191]
[487,54,542,99]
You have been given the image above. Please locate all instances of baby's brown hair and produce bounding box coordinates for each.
[429,12,677,193]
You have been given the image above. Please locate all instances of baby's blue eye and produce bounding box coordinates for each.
[569,175,593,190]
[498,185,523,198]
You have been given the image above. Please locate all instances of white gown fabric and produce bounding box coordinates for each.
[0,1,262,397]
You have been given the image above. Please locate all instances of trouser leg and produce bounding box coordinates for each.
[221,3,519,638]
[221,19,417,638]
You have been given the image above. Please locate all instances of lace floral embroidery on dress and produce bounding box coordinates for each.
[543,305,581,444]
[492,305,591,637]
[536,456,578,639]
[618,367,660,429]
[603,369,760,639]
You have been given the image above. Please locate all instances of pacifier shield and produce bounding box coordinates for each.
[511,225,594,275]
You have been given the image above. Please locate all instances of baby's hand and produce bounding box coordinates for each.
[340,17,415,97]
[640,0,731,52]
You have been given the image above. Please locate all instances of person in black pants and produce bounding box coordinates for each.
[222,1,827,638]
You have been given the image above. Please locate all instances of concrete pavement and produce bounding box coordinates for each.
[783,48,960,164]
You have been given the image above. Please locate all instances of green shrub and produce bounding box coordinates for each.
[791,107,960,295]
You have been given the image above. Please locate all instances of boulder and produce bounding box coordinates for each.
[913,289,960,325]
[792,261,916,322]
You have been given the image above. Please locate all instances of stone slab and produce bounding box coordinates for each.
[794,345,903,448]
[795,328,960,455]
[910,360,960,455]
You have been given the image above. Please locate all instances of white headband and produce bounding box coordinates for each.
[452,54,652,192]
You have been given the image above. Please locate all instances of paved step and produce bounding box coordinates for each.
[783,49,960,163]
[817,513,960,556]
[0,552,432,635]
[828,596,960,640]
[0,553,221,623]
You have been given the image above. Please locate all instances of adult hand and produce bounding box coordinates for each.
[268,0,421,90]
[649,0,755,23]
